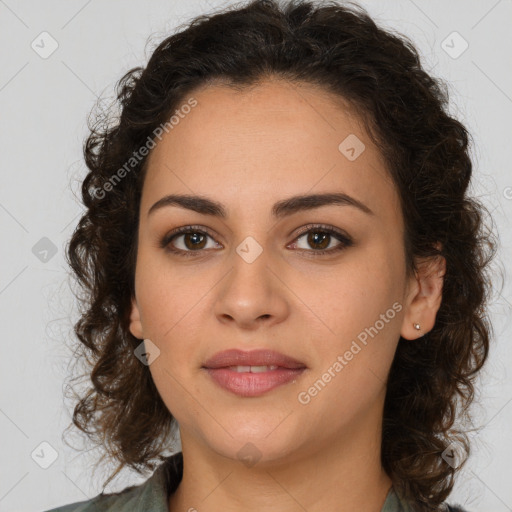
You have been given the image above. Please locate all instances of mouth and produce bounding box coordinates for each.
[202,349,307,397]
[218,365,284,372]
[202,348,307,370]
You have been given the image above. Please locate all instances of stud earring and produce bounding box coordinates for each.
[413,322,421,330]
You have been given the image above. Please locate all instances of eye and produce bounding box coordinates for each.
[159,225,220,257]
[288,224,353,256]
[159,224,353,257]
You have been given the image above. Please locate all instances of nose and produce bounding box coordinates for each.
[213,246,290,331]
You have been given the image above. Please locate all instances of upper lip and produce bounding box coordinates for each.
[202,349,307,369]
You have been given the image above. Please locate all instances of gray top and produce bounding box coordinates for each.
[43,452,467,512]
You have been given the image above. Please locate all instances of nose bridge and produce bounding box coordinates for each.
[228,231,274,296]
[213,230,289,327]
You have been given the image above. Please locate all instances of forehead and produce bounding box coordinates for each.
[141,79,399,222]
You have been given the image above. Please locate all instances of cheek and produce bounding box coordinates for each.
[303,248,403,377]
[135,247,196,334]
[306,247,399,325]
[134,257,208,370]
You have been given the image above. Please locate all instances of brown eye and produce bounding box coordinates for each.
[162,229,217,254]
[305,231,331,250]
[160,224,352,258]
[290,224,353,256]
[159,225,220,257]
[181,232,208,250]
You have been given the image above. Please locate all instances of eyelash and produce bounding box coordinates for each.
[159,223,353,258]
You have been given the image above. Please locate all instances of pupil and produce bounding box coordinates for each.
[309,232,329,250]
[186,233,205,250]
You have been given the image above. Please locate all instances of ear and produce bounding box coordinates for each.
[400,244,446,340]
[129,296,144,339]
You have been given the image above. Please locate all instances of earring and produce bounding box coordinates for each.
[413,322,421,331]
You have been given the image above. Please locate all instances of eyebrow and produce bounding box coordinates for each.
[147,192,374,219]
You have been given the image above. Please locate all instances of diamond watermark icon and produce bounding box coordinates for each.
[237,442,262,468]
[441,31,468,59]
[31,441,59,469]
[441,441,466,469]
[236,236,263,264]
[134,339,161,366]
[32,237,58,263]
[338,134,365,161]
[31,31,59,59]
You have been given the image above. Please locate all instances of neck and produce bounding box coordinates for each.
[168,408,393,512]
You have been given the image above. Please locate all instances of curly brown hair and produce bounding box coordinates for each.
[63,0,497,510]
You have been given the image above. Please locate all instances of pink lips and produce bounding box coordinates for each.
[202,349,307,397]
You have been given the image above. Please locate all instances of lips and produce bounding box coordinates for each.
[202,349,307,397]
[202,349,307,370]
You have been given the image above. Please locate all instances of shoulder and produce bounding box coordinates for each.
[446,505,470,512]
[384,486,472,512]
[42,452,183,512]
[42,486,142,512]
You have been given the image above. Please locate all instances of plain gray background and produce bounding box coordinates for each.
[1,1,511,511]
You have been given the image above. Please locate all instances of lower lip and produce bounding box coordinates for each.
[203,367,306,397]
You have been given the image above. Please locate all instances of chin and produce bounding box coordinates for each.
[200,424,304,467]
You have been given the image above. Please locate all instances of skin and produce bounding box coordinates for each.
[129,78,445,512]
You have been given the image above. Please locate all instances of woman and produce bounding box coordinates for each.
[46,0,495,510]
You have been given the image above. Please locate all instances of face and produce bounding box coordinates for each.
[129,79,441,464]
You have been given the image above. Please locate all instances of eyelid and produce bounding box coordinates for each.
[293,223,347,238]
